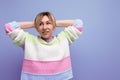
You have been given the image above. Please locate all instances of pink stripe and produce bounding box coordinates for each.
[22,56,71,74]
[75,25,83,32]
[5,24,14,33]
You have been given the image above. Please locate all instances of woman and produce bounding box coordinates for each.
[5,11,83,80]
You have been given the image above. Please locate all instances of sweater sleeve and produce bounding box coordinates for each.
[72,19,83,32]
[5,21,26,46]
[62,19,83,44]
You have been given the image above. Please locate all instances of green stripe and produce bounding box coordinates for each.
[14,29,76,46]
[24,33,60,46]
[63,30,75,43]
[14,33,26,46]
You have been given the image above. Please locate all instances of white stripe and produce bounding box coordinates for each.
[24,38,70,61]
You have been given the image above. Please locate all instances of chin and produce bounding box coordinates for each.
[42,36,50,39]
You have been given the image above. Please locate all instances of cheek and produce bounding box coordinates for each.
[49,25,54,30]
[37,28,42,33]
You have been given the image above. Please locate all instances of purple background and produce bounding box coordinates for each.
[0,0,120,80]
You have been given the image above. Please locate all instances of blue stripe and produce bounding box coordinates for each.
[21,69,73,80]
[8,21,20,29]
[72,19,83,27]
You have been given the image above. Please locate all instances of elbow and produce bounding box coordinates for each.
[4,21,20,34]
[4,23,13,34]
[74,19,83,32]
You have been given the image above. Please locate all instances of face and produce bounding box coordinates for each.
[37,16,54,39]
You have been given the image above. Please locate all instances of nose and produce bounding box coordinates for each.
[43,24,47,29]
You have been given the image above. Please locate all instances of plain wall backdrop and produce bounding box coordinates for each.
[0,0,120,80]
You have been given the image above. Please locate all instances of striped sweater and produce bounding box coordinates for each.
[5,19,83,80]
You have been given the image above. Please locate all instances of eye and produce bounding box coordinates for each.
[39,22,43,26]
[46,22,51,25]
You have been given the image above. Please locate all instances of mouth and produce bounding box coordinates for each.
[42,31,49,35]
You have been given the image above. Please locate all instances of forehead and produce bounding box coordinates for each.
[40,16,51,22]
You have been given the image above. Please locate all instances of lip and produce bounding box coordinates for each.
[42,31,49,35]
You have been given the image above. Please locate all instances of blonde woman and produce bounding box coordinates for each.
[5,11,83,80]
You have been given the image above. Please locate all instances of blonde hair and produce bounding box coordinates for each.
[34,11,56,29]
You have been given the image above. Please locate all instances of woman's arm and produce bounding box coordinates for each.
[56,19,83,32]
[56,19,83,44]
[18,21,34,29]
[5,21,34,34]
[56,20,75,27]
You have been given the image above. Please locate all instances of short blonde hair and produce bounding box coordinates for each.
[34,11,56,29]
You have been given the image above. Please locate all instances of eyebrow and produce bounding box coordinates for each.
[40,20,51,23]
